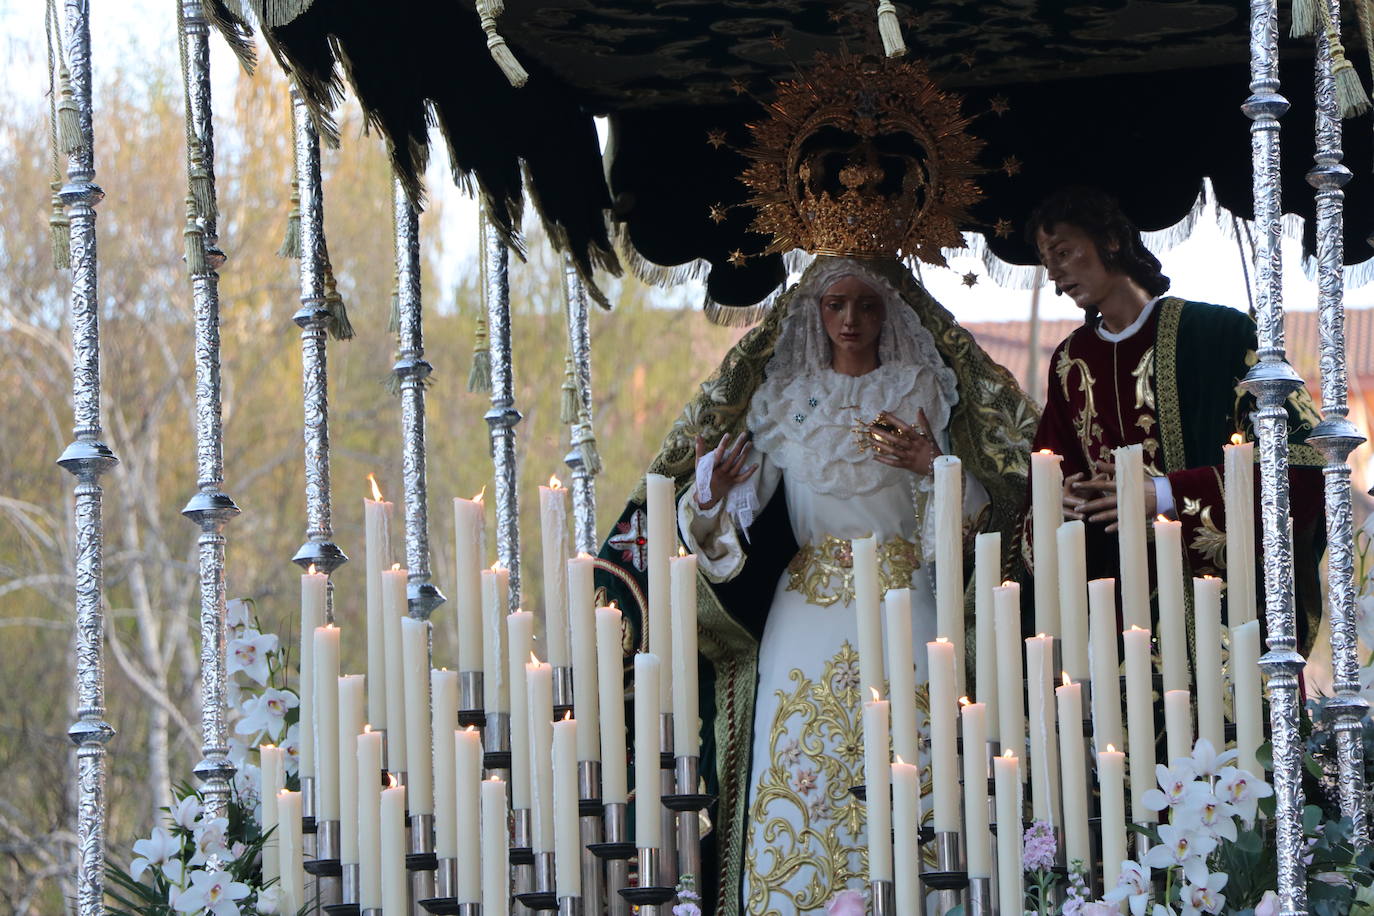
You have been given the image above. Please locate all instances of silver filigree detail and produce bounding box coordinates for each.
[562,254,599,556]
[482,210,522,610]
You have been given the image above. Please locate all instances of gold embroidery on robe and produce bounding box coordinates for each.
[1133,346,1156,412]
[1181,496,1227,572]
[786,536,921,606]
[745,642,930,914]
[1056,345,1100,465]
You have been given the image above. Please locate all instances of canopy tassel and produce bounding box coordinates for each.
[1292,0,1318,36]
[476,0,529,87]
[184,196,207,276]
[1328,25,1371,117]
[574,418,603,477]
[49,183,70,270]
[322,264,354,341]
[560,356,578,424]
[55,64,84,155]
[876,0,906,58]
[189,144,216,221]
[277,180,301,258]
[468,313,493,393]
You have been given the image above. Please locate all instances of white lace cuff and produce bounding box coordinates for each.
[678,485,747,583]
[695,449,758,537]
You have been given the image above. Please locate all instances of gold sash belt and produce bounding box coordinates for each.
[785,534,920,607]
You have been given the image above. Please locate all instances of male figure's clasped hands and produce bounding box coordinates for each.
[1061,459,1158,533]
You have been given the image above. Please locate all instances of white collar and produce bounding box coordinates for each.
[1095,296,1162,343]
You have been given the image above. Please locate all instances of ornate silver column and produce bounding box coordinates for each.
[393,177,445,619]
[290,91,348,592]
[562,256,600,556]
[1240,0,1308,910]
[55,3,117,915]
[178,0,239,825]
[483,211,522,611]
[1306,0,1369,848]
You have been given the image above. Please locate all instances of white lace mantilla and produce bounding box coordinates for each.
[747,363,957,499]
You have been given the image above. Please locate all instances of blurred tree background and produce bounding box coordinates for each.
[0,50,742,914]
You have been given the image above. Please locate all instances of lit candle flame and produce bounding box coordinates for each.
[368,472,384,502]
[548,474,563,489]
[609,600,619,611]
[1128,625,1148,632]
[473,486,486,502]
[869,687,882,702]
[562,710,573,722]
[529,651,541,666]
[489,563,505,573]
[362,726,371,734]
[308,564,318,576]
[935,636,949,644]
[1036,632,1047,639]
[577,551,594,560]
[1105,743,1117,753]
[464,724,476,733]
[392,563,402,572]
[1000,580,1017,588]
[1156,514,1170,523]
[386,774,398,789]
[1002,748,1015,758]
[894,754,906,765]
[262,742,276,749]
[1230,433,1244,446]
[1061,671,1072,687]
[678,546,688,557]
[1037,448,1054,455]
[958,696,971,707]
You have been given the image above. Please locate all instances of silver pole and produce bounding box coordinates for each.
[393,177,445,619]
[562,255,599,555]
[290,90,348,587]
[1307,0,1369,849]
[483,212,522,611]
[178,0,239,824]
[57,3,117,914]
[1240,0,1308,910]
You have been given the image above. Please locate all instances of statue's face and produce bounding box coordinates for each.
[1035,222,1124,311]
[818,275,885,362]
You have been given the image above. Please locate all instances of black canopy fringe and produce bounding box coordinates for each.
[204,0,257,74]
[521,161,618,307]
[702,283,781,328]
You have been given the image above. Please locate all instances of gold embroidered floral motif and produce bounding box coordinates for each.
[1056,345,1099,464]
[1182,496,1227,569]
[1132,346,1156,412]
[745,642,931,914]
[786,535,921,606]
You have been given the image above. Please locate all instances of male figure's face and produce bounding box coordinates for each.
[1035,222,1124,312]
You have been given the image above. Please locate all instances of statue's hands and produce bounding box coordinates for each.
[694,432,758,510]
[870,408,941,476]
[1071,459,1158,532]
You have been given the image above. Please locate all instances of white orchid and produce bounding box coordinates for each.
[1142,762,1208,813]
[1143,824,1216,886]
[174,867,249,916]
[225,598,253,632]
[1254,889,1280,916]
[228,630,278,685]
[1183,739,1236,780]
[188,816,231,867]
[1214,766,1272,826]
[170,795,204,831]
[255,883,283,915]
[1104,859,1152,916]
[1179,871,1227,915]
[1174,791,1238,842]
[281,722,301,775]
[233,687,298,742]
[130,826,181,881]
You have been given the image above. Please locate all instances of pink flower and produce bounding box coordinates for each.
[826,888,865,916]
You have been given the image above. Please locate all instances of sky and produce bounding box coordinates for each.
[5,0,1374,326]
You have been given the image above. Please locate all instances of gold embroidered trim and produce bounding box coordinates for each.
[1133,345,1156,412]
[1182,492,1227,571]
[1055,341,1100,465]
[1153,298,1188,473]
[785,535,921,606]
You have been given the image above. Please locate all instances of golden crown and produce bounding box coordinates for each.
[739,54,984,264]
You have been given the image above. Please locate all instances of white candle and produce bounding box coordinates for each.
[401,617,433,815]
[1122,625,1156,827]
[1057,520,1090,680]
[633,653,663,851]
[455,727,483,903]
[482,778,511,916]
[993,752,1023,915]
[993,582,1025,761]
[934,454,966,693]
[862,690,893,882]
[596,606,629,804]
[960,701,992,879]
[365,481,393,728]
[1031,449,1064,637]
[382,566,408,771]
[1194,577,1225,751]
[1224,435,1257,626]
[568,555,600,761]
[974,533,1001,739]
[1231,620,1264,777]
[1164,689,1193,765]
[927,638,961,833]
[885,589,920,767]
[454,492,486,673]
[526,656,555,854]
[540,478,572,667]
[1154,516,1189,693]
[1088,578,1124,753]
[432,668,460,858]
[553,714,581,898]
[313,625,341,821]
[670,553,700,757]
[853,535,886,698]
[483,567,511,714]
[1097,745,1127,892]
[1115,444,1150,629]
[1055,675,1090,877]
[891,757,922,913]
[277,789,305,915]
[299,568,326,782]
[338,675,365,866]
[507,610,534,810]
[1025,634,1061,826]
[381,782,407,916]
[646,473,676,699]
[357,729,384,910]
[259,745,284,883]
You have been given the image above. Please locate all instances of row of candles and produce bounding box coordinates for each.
[260,472,698,912]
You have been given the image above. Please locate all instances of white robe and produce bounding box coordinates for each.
[680,364,988,915]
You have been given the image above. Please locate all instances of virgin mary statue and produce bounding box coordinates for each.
[595,55,1039,915]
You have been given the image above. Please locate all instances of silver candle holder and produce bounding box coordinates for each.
[484,711,511,782]
[967,875,994,916]
[618,847,675,914]
[460,672,485,727]
[306,818,343,908]
[577,760,605,916]
[553,666,574,718]
[343,860,360,907]
[511,807,535,915]
[657,713,678,888]
[589,801,633,916]
[408,812,438,915]
[869,878,895,916]
[556,897,583,916]
[663,755,715,895]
